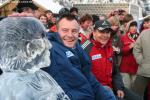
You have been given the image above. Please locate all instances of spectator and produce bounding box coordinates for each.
[116,9,127,35]
[42,14,116,100]
[82,20,141,100]
[45,10,53,21]
[48,14,58,33]
[139,17,150,33]
[16,0,38,13]
[70,7,78,17]
[82,20,124,99]
[92,14,100,24]
[120,21,139,89]
[9,0,38,17]
[59,8,70,17]
[79,14,93,43]
[99,14,107,20]
[39,14,48,29]
[108,16,122,67]
[123,14,134,34]
[133,29,150,99]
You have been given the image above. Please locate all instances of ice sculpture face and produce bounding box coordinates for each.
[0,17,52,72]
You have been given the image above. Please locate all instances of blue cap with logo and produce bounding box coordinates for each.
[93,20,112,31]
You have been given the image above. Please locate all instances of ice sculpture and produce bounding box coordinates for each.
[0,17,70,100]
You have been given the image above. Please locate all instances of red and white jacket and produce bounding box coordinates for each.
[88,40,114,88]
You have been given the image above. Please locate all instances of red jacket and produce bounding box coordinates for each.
[120,32,138,74]
[89,40,113,88]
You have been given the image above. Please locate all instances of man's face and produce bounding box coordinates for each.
[58,18,80,48]
[93,29,111,46]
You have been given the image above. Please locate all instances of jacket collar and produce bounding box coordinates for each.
[126,32,139,42]
[91,39,112,48]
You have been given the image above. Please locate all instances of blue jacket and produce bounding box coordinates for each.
[42,33,116,100]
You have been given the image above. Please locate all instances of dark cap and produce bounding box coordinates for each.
[94,20,112,31]
[16,0,38,12]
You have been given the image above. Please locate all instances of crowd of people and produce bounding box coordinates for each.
[0,0,150,100]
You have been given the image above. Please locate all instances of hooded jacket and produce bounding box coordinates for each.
[120,21,139,74]
[42,33,116,100]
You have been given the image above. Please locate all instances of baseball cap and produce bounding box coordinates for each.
[93,20,112,31]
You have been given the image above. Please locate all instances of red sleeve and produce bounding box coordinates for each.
[121,36,132,55]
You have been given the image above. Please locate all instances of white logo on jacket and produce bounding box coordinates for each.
[66,51,74,58]
[92,54,102,60]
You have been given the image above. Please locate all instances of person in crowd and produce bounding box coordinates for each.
[124,14,133,25]
[99,14,107,20]
[79,14,93,43]
[116,9,126,25]
[107,16,122,67]
[44,10,55,31]
[59,8,70,17]
[120,21,139,89]
[8,0,38,17]
[138,16,150,100]
[108,10,118,18]
[42,14,116,100]
[70,7,78,18]
[92,14,100,24]
[116,9,127,35]
[48,14,58,33]
[132,28,150,99]
[39,14,48,29]
[82,20,124,99]
[139,16,150,33]
[122,14,134,34]
[0,17,69,100]
[45,10,53,22]
[81,20,141,100]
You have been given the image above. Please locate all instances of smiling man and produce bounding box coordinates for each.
[82,20,142,100]
[43,14,116,100]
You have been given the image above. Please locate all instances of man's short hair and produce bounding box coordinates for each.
[56,14,79,29]
[57,14,78,24]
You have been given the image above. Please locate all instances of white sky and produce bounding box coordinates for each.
[34,0,63,13]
